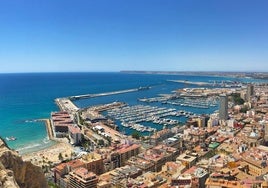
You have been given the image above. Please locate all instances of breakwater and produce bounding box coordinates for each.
[168,80,212,86]
[68,86,150,100]
[55,87,150,113]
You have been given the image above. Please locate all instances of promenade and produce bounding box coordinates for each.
[55,98,79,112]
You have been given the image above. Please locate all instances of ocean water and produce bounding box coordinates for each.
[0,72,257,153]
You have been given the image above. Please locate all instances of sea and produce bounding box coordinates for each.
[0,72,262,154]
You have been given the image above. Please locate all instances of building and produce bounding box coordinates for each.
[82,109,107,123]
[80,153,104,175]
[207,113,219,128]
[190,116,207,128]
[176,152,197,169]
[69,167,98,188]
[116,143,140,166]
[69,125,82,145]
[103,152,120,172]
[150,128,174,146]
[264,123,268,141]
[240,91,247,101]
[51,111,74,138]
[162,161,187,176]
[171,166,208,188]
[98,165,142,187]
[247,84,254,102]
[205,178,243,188]
[126,156,155,173]
[170,174,194,187]
[133,171,167,188]
[219,94,228,121]
[162,136,183,149]
[54,159,86,187]
[138,145,179,172]
[240,146,268,176]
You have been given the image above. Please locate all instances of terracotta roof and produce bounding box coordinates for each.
[55,159,85,172]
[72,167,97,180]
[68,126,81,134]
[116,144,140,154]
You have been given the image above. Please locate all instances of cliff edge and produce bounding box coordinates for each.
[0,138,48,188]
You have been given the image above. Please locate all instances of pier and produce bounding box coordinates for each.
[168,80,212,86]
[68,86,150,100]
[55,98,79,113]
[55,87,150,113]
[42,119,54,140]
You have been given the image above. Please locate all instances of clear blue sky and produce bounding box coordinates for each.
[0,0,268,73]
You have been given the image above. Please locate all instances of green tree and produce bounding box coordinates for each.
[240,106,248,113]
[231,93,245,105]
[131,131,141,140]
[98,139,104,146]
[58,153,63,161]
[48,182,60,188]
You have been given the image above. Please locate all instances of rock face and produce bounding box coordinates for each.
[0,138,48,188]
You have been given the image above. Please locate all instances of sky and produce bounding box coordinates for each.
[0,0,268,73]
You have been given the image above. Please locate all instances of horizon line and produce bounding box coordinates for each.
[1,70,268,74]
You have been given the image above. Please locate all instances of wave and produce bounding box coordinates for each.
[16,143,42,152]
[25,119,43,123]
[16,137,54,155]
[14,119,42,124]
[42,137,50,144]
[25,119,36,123]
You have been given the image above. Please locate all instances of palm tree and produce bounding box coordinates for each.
[58,153,63,161]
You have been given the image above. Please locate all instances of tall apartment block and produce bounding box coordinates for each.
[219,94,228,121]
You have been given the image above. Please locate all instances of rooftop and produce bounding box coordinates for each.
[177,153,197,163]
[55,159,85,172]
[81,152,102,162]
[116,143,140,154]
[71,167,97,180]
[127,156,154,169]
[151,128,171,139]
[205,178,242,187]
[68,125,81,134]
[241,147,268,168]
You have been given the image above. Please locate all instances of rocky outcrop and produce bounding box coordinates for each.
[0,138,48,188]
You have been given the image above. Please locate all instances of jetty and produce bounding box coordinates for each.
[68,86,150,100]
[168,80,212,86]
[44,119,54,140]
[55,98,79,113]
[55,86,150,113]
[37,119,54,140]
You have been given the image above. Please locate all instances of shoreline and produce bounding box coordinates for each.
[20,118,75,166]
[16,118,56,156]
[21,138,74,167]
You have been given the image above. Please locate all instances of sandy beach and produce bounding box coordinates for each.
[22,139,75,167]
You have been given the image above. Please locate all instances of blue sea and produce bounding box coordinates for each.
[0,72,260,154]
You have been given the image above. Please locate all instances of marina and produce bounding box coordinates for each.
[1,72,234,151]
[56,87,221,136]
[106,104,194,133]
[165,97,218,109]
[138,95,219,109]
[54,85,220,136]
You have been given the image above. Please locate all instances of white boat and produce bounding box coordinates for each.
[6,136,17,141]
